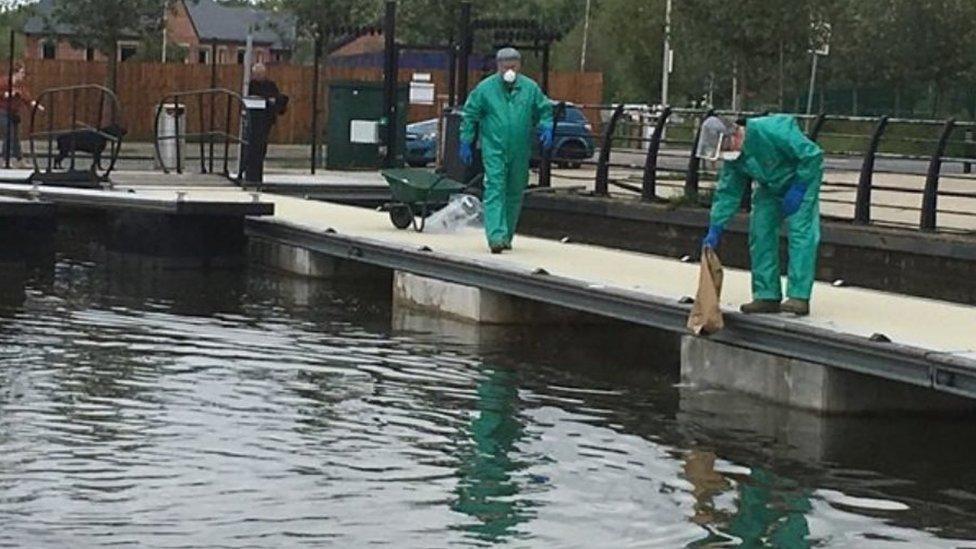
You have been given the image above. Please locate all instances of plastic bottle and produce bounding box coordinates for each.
[425,194,482,232]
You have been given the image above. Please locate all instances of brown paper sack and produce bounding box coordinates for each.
[687,247,725,335]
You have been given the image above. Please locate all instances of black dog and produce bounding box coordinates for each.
[54,123,126,169]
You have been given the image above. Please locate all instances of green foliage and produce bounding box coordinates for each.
[0,5,27,58]
[135,36,189,63]
[254,0,976,117]
[46,0,166,54]
[580,0,976,116]
[39,0,172,89]
[262,0,383,42]
[396,0,580,44]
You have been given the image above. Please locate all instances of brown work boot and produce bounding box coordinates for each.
[781,298,810,316]
[740,299,781,314]
[489,244,504,254]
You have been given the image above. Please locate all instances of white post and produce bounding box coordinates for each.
[237,32,253,175]
[805,52,819,115]
[731,60,739,111]
[579,0,592,72]
[161,0,168,63]
[660,0,672,107]
[707,72,714,107]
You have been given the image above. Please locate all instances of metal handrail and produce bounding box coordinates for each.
[28,84,124,181]
[534,103,976,232]
[154,87,247,183]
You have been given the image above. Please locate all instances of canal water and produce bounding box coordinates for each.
[2,239,976,548]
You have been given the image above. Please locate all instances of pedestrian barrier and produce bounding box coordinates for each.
[28,84,124,180]
[534,106,976,233]
[154,88,247,183]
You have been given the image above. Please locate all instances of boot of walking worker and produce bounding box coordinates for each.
[458,47,554,254]
[698,114,823,316]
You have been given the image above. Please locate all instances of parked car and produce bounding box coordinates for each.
[405,118,438,167]
[547,102,596,168]
[406,102,595,169]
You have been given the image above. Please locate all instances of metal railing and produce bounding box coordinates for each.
[28,84,124,180]
[154,88,247,183]
[534,106,976,234]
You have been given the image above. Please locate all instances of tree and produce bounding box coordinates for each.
[396,0,580,45]
[41,0,170,91]
[263,0,382,46]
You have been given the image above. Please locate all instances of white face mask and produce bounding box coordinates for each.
[502,69,517,84]
[719,150,741,161]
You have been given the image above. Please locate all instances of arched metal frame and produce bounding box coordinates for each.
[28,84,124,180]
[154,87,248,183]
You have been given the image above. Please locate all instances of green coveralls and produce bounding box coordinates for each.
[709,115,823,301]
[461,74,553,247]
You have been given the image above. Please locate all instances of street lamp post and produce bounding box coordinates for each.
[660,0,672,106]
[580,0,592,72]
[805,20,831,115]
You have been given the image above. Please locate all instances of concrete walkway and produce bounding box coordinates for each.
[118,184,976,358]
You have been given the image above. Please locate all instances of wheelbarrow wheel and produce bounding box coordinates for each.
[389,205,414,230]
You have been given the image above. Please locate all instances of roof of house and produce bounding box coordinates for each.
[24,0,296,50]
[185,0,296,50]
[22,0,101,36]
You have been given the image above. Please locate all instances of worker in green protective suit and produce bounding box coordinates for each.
[699,114,823,316]
[459,47,554,254]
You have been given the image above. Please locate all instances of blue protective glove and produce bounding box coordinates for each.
[702,224,723,250]
[459,140,473,166]
[782,180,808,217]
[537,123,553,150]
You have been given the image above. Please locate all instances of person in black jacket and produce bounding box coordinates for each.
[244,63,288,183]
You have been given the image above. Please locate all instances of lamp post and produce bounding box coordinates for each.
[580,0,591,71]
[660,0,672,106]
[805,20,831,115]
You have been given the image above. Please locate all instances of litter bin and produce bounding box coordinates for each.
[242,96,272,184]
[155,103,186,171]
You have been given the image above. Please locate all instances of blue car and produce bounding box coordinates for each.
[547,102,596,168]
[405,118,438,167]
[406,102,596,169]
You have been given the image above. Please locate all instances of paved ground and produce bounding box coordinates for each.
[106,184,973,359]
[5,139,975,232]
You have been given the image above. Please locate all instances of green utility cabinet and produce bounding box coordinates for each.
[326,81,408,170]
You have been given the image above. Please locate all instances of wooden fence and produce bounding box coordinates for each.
[14,59,603,144]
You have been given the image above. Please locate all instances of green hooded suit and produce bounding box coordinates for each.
[461,74,553,247]
[709,115,823,300]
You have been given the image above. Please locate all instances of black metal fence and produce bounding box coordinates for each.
[28,84,124,181]
[535,105,976,233]
[153,88,247,183]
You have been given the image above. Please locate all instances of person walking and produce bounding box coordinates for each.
[459,48,553,254]
[0,62,42,169]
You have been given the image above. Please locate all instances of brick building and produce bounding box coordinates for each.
[23,0,296,65]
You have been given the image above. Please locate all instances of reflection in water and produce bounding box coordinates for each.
[727,468,812,548]
[452,368,531,542]
[1,238,976,547]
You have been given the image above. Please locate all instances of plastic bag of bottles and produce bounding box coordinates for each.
[425,194,482,232]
